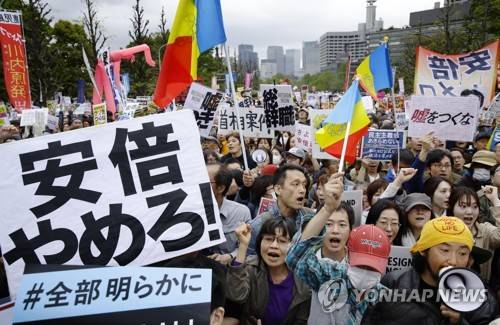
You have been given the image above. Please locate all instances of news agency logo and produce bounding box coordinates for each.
[317,279,348,312]
[317,280,487,312]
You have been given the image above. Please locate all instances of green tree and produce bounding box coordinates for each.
[49,20,91,98]
[123,0,152,97]
[22,0,54,105]
[82,0,107,68]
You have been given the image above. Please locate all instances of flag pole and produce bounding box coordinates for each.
[338,120,352,174]
[385,37,400,175]
[223,43,249,170]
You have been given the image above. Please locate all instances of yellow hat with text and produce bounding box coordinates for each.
[410,216,473,253]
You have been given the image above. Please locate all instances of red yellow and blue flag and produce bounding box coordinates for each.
[153,0,227,108]
[315,80,370,163]
[356,44,393,100]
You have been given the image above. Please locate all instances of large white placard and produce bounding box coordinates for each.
[0,110,224,298]
[259,84,295,132]
[218,105,273,138]
[407,96,479,142]
[184,83,223,137]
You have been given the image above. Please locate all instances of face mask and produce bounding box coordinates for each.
[347,266,381,290]
[472,168,490,182]
[272,154,282,165]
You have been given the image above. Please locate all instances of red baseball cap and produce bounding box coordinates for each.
[260,164,278,176]
[348,225,391,274]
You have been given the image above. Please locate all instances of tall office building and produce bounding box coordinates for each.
[260,59,278,79]
[267,46,285,74]
[285,49,301,76]
[238,44,259,73]
[319,0,383,71]
[302,41,320,75]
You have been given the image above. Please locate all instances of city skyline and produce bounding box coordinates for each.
[48,0,441,61]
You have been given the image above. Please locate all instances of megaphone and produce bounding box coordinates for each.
[438,266,487,312]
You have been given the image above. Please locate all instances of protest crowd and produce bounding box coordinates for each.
[1,1,500,325]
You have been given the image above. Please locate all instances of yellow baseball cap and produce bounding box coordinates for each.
[410,216,473,253]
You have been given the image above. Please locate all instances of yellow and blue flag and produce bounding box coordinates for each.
[356,44,393,100]
[315,80,370,163]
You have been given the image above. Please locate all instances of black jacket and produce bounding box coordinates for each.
[361,268,498,325]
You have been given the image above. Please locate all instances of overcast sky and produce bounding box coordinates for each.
[48,0,442,60]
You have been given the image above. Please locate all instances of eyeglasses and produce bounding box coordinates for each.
[377,220,401,229]
[261,235,290,247]
[431,163,452,169]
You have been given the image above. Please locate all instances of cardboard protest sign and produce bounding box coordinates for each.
[361,129,407,161]
[13,266,211,324]
[92,103,107,126]
[414,41,499,107]
[407,96,479,142]
[260,84,295,132]
[184,83,223,137]
[295,122,312,151]
[310,109,337,160]
[387,246,413,273]
[0,110,224,298]
[341,190,363,227]
[218,105,273,138]
[257,197,276,215]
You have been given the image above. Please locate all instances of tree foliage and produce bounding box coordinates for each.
[82,0,107,68]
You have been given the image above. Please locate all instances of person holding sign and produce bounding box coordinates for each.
[287,173,392,325]
[361,217,497,325]
[226,219,311,324]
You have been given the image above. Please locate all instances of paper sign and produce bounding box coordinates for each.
[361,96,374,114]
[46,115,59,131]
[398,78,405,95]
[13,266,211,324]
[184,83,223,138]
[341,190,363,227]
[408,96,479,142]
[92,103,107,126]
[218,105,273,138]
[295,122,312,151]
[387,246,413,273]
[395,112,409,130]
[0,110,224,298]
[257,198,275,215]
[361,129,407,161]
[74,103,91,115]
[260,84,295,132]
